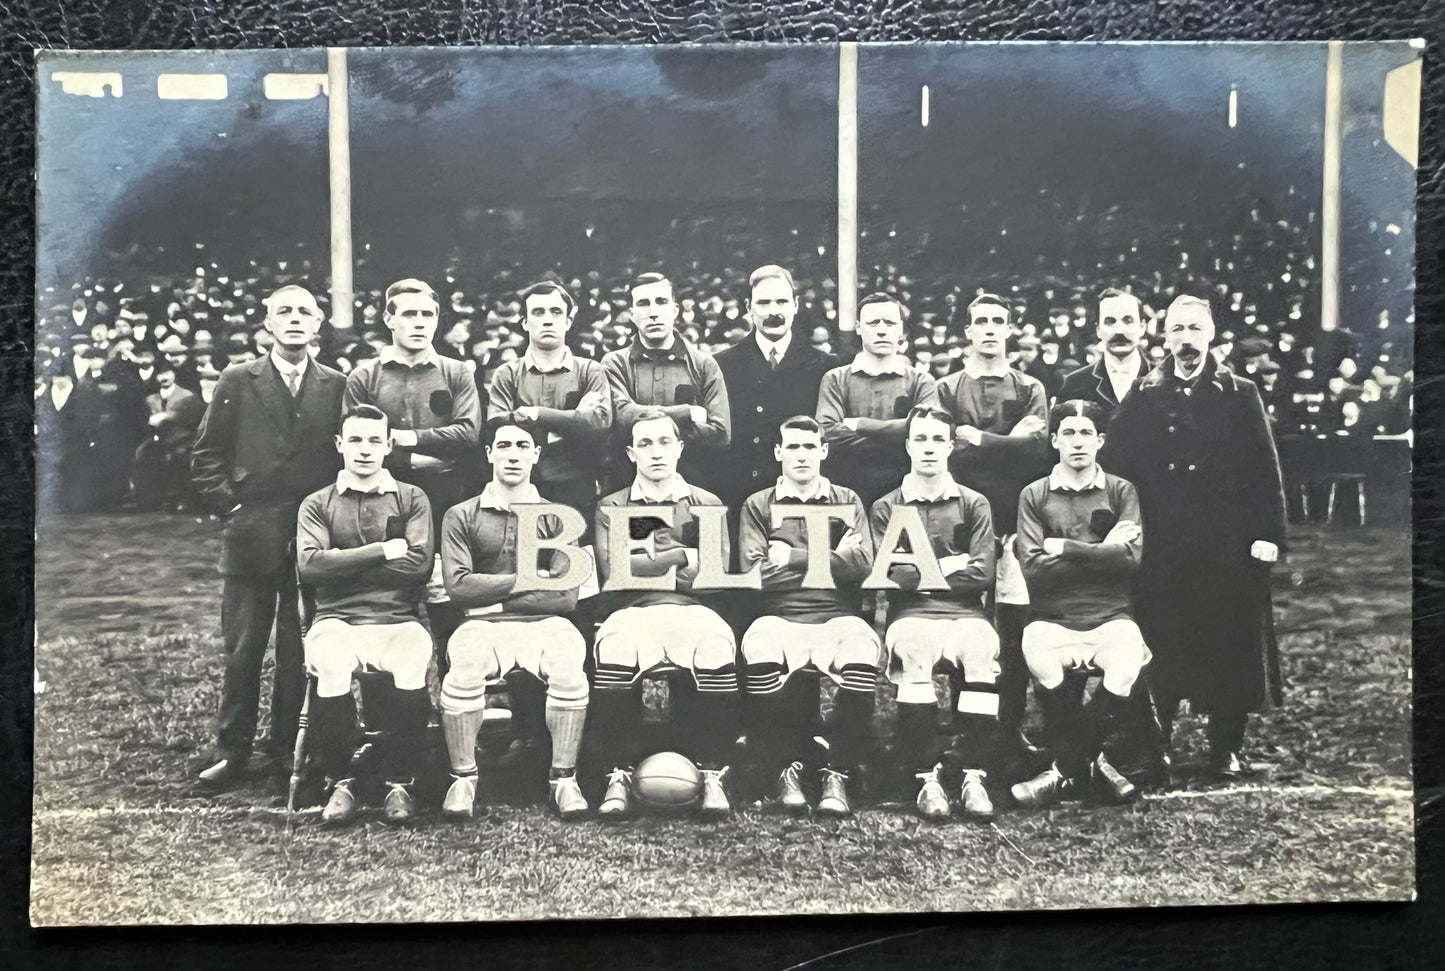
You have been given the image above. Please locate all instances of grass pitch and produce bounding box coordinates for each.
[30,514,1414,924]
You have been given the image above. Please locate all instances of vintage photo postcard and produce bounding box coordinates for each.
[31,41,1418,924]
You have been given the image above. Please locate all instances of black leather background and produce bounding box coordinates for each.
[2,2,1443,966]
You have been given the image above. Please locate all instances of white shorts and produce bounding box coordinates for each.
[995,534,1030,606]
[885,615,1001,705]
[304,618,433,696]
[594,603,736,679]
[740,615,882,685]
[447,616,586,684]
[1021,617,1151,695]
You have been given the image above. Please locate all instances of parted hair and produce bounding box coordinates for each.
[858,291,909,324]
[384,278,440,317]
[484,413,538,448]
[1049,398,1110,435]
[628,406,681,442]
[520,280,576,316]
[966,292,1011,321]
[342,403,390,432]
[904,406,956,440]
[629,272,674,300]
[777,414,823,443]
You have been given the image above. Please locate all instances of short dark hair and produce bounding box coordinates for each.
[629,272,674,301]
[904,406,956,441]
[384,278,439,318]
[520,280,576,317]
[484,414,537,448]
[858,291,909,324]
[966,293,1010,322]
[1049,399,1109,435]
[1096,287,1143,321]
[628,406,680,443]
[342,404,390,433]
[777,414,823,443]
[749,264,796,293]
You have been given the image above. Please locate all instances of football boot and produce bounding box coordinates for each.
[816,768,852,817]
[958,769,995,823]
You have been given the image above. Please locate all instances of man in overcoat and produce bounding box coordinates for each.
[191,284,347,789]
[1106,293,1286,778]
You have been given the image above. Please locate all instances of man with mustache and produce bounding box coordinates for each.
[709,265,836,513]
[1106,293,1287,779]
[1057,288,1151,414]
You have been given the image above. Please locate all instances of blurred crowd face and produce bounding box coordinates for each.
[523,289,574,352]
[630,279,678,347]
[263,287,323,352]
[386,290,440,352]
[1097,293,1145,360]
[749,275,796,340]
[857,299,905,358]
[1163,299,1215,370]
[966,301,1009,360]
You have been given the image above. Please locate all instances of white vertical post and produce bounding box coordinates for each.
[1320,41,1343,333]
[837,43,858,335]
[327,47,354,331]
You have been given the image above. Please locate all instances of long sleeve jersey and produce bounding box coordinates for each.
[869,476,995,621]
[486,350,611,494]
[815,357,937,503]
[737,478,874,622]
[594,478,729,611]
[342,349,482,471]
[296,476,434,624]
[1014,466,1143,629]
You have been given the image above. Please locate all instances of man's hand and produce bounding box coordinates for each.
[687,405,708,428]
[1041,537,1066,556]
[937,553,972,576]
[842,417,861,432]
[1250,540,1280,563]
[1009,415,1047,437]
[381,538,409,561]
[409,454,448,471]
[515,406,540,422]
[1102,520,1142,547]
[956,425,983,446]
[391,429,418,448]
[767,540,793,568]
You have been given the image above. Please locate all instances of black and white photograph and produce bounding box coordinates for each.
[30,41,1418,925]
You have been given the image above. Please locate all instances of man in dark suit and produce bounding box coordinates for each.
[1107,293,1287,779]
[709,264,837,512]
[1057,288,1151,416]
[191,284,347,789]
[131,362,206,511]
[35,356,106,516]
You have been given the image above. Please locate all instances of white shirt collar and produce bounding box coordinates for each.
[899,473,962,503]
[629,475,693,503]
[1104,350,1142,376]
[1047,463,1108,492]
[158,384,175,400]
[522,347,575,374]
[380,345,439,367]
[774,475,831,501]
[271,350,309,379]
[1173,356,1208,382]
[477,481,544,511]
[755,328,793,363]
[336,469,399,495]
[849,352,910,377]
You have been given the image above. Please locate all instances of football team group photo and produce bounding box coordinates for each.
[31,44,1416,923]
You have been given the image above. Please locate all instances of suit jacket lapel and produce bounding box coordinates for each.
[1093,359,1118,405]
[249,358,294,435]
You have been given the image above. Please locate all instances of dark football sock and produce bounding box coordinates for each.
[1035,680,1087,780]
[994,603,1030,734]
[309,693,358,783]
[743,661,791,776]
[690,666,740,769]
[587,682,643,771]
[948,712,1000,776]
[829,663,878,774]
[895,701,939,776]
[1081,685,1130,768]
[379,687,432,786]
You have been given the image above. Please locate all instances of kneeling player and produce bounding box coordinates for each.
[591,409,740,819]
[873,408,1001,822]
[1011,400,1148,808]
[296,405,435,826]
[739,416,877,816]
[437,417,590,820]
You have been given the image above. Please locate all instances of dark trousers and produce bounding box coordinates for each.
[1156,693,1250,756]
[215,569,305,762]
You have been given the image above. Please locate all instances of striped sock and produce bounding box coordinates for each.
[442,708,487,776]
[546,703,587,772]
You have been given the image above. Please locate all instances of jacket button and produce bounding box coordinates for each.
[1188,464,1197,471]
[1167,462,1176,471]
[1167,425,1176,433]
[752,436,761,444]
[751,470,759,478]
[755,405,764,413]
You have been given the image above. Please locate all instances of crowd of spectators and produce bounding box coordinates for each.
[34,193,1412,521]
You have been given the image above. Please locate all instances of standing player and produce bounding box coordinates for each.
[436,417,591,821]
[343,278,482,652]
[295,405,435,825]
[1011,400,1146,808]
[935,292,1051,765]
[710,265,837,511]
[737,416,876,816]
[1106,294,1286,778]
[191,284,346,789]
[1057,288,1151,415]
[590,409,739,819]
[486,281,611,526]
[872,408,999,822]
[816,292,937,506]
[602,272,731,490]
